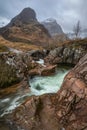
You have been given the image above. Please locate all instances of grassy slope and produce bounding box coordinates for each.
[0,36,43,52]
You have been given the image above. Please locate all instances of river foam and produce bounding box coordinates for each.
[29,67,70,96]
[0,67,70,117]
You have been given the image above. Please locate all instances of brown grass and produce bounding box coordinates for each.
[47,37,87,50]
[0,36,43,52]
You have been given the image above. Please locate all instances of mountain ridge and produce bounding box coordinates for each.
[41,18,63,36]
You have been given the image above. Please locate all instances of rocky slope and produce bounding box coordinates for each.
[45,39,87,65]
[2,52,87,130]
[0,52,32,89]
[0,8,51,48]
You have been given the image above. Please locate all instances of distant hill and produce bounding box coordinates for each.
[41,18,63,36]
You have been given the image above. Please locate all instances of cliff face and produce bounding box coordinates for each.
[54,53,87,130]
[0,8,51,47]
[41,18,63,36]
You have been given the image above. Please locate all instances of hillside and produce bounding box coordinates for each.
[0,36,43,52]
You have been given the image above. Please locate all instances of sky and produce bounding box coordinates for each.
[0,0,87,32]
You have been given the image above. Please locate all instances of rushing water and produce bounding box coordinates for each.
[0,66,71,117]
[29,67,70,96]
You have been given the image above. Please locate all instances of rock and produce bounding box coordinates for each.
[29,68,40,76]
[54,53,87,130]
[3,53,87,130]
[45,40,87,65]
[30,50,48,60]
[41,65,57,76]
[0,118,10,130]
[0,79,30,99]
[0,52,32,89]
[29,62,57,77]
[4,95,61,130]
[0,54,20,89]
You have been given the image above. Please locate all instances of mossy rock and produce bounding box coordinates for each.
[35,84,42,90]
[0,58,20,89]
[0,44,9,52]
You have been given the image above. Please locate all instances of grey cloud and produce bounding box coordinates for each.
[0,0,87,32]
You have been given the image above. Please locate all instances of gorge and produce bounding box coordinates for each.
[0,66,70,117]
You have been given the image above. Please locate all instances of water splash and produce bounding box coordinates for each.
[29,67,70,96]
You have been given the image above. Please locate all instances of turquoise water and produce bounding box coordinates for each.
[0,67,70,117]
[29,67,70,96]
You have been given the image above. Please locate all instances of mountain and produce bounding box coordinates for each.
[0,8,51,47]
[7,8,38,27]
[41,18,63,36]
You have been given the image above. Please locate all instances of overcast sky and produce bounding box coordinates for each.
[0,0,87,32]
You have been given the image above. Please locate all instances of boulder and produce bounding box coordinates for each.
[29,68,41,76]
[0,54,20,89]
[29,63,57,77]
[0,52,32,89]
[41,65,57,76]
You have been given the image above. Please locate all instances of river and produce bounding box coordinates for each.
[0,66,71,117]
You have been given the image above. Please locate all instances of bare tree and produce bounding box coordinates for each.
[73,20,81,38]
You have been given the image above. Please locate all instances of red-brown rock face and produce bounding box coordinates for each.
[54,54,87,129]
[3,54,87,130]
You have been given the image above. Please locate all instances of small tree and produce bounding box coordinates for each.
[73,20,81,38]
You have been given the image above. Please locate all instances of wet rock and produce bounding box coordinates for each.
[4,95,61,130]
[29,63,57,77]
[29,68,41,76]
[53,54,87,130]
[41,65,57,76]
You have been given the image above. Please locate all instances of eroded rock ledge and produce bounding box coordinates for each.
[45,40,87,65]
[2,53,87,130]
